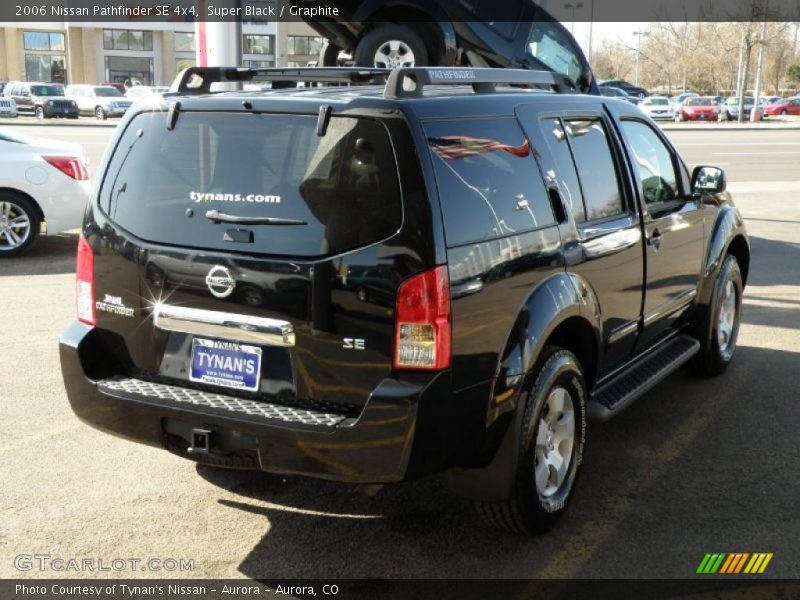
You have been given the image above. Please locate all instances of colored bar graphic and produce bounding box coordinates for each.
[719,554,736,574]
[758,553,773,573]
[700,552,774,575]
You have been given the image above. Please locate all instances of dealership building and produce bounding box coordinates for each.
[0,21,324,86]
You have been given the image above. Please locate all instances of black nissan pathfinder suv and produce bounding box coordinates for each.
[60,67,749,534]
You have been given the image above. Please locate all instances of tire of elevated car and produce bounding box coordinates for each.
[476,347,586,535]
[353,24,428,69]
[693,255,743,377]
[320,41,343,67]
[0,193,41,258]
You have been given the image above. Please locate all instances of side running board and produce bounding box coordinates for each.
[588,334,700,422]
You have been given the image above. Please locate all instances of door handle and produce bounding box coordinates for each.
[648,229,662,251]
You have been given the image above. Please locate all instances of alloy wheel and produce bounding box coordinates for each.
[374,40,416,69]
[0,201,32,251]
[534,386,575,497]
[717,280,738,359]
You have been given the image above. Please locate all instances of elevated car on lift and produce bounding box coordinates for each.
[294,0,598,94]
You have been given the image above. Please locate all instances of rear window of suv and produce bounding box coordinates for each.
[101,111,402,257]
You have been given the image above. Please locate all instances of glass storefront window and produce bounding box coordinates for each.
[243,35,273,55]
[287,36,323,56]
[105,56,154,86]
[175,33,195,53]
[103,30,154,52]
[23,32,65,52]
[176,58,196,73]
[25,54,67,83]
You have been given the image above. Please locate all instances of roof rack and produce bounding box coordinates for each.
[384,67,577,98]
[170,66,577,98]
[170,66,391,95]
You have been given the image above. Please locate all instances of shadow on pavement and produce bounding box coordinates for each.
[194,341,800,580]
[0,234,77,276]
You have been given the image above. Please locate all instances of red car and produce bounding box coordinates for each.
[764,97,800,116]
[677,97,721,121]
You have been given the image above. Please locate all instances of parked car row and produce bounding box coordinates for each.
[0,82,168,120]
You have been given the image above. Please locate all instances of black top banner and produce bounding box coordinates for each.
[2,0,799,23]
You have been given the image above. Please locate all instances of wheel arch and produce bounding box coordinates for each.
[449,273,602,502]
[0,186,45,223]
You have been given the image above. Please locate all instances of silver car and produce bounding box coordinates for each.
[65,85,133,120]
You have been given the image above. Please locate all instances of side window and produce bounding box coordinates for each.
[620,120,680,205]
[538,118,585,223]
[563,119,625,222]
[424,117,556,246]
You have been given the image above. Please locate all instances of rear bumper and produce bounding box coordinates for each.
[59,321,449,484]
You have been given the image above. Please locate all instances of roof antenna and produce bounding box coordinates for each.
[317,105,332,137]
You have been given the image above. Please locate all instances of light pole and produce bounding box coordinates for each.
[633,31,649,87]
[563,3,584,35]
[587,0,595,65]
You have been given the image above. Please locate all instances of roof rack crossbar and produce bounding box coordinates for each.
[171,67,392,95]
[383,67,577,98]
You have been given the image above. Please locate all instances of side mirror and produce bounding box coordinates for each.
[692,166,726,195]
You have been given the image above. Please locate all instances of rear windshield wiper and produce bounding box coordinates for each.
[205,209,306,226]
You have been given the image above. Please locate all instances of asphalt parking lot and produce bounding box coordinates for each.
[1,123,799,580]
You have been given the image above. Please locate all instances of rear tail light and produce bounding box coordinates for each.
[76,235,95,326]
[394,266,451,371]
[42,155,89,181]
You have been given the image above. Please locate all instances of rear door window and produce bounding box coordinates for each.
[424,117,555,246]
[101,111,402,257]
[562,118,625,222]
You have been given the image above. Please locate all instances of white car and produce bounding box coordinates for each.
[0,130,91,257]
[639,96,675,120]
[65,84,133,120]
[0,97,17,118]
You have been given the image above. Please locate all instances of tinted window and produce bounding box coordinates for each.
[425,118,555,246]
[94,87,122,97]
[31,85,62,97]
[563,119,624,222]
[539,118,585,223]
[102,112,401,257]
[621,120,680,205]
[527,21,584,86]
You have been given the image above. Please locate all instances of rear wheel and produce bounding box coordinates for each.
[780,109,788,115]
[0,194,40,257]
[354,24,428,69]
[35,106,44,120]
[476,348,586,534]
[693,255,742,376]
[95,106,107,120]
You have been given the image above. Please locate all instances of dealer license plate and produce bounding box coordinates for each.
[190,338,262,392]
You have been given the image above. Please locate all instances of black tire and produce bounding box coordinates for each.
[0,193,41,258]
[354,24,428,69]
[35,106,45,120]
[693,255,743,377]
[320,42,343,67]
[476,347,587,534]
[95,106,107,121]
